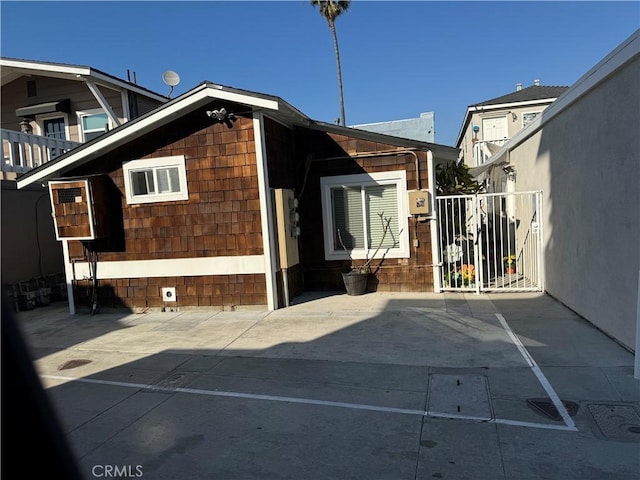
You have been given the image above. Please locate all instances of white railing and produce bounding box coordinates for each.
[2,129,81,173]
[472,139,509,166]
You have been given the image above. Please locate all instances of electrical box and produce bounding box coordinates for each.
[49,175,111,241]
[273,188,300,269]
[408,190,430,216]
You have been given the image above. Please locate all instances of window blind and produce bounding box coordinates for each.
[332,187,364,249]
[365,184,399,249]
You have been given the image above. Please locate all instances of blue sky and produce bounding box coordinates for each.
[1,1,638,146]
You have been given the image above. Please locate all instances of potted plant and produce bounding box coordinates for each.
[503,254,516,275]
[339,213,392,296]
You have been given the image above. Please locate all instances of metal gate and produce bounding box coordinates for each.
[436,191,543,292]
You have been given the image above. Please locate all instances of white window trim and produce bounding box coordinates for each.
[34,112,70,140]
[521,110,544,129]
[123,155,189,204]
[77,108,113,142]
[320,170,410,261]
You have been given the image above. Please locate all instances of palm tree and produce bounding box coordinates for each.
[311,0,350,126]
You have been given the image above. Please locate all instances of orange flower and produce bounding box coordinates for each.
[460,264,475,280]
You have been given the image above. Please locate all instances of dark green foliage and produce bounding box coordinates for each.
[435,160,484,195]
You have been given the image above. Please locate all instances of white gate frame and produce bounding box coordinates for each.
[435,191,543,293]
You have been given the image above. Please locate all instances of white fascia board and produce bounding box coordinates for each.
[17,84,281,189]
[0,58,90,76]
[207,87,279,111]
[17,87,210,188]
[468,98,558,113]
[0,59,167,102]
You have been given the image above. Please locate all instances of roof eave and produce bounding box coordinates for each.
[455,97,560,148]
[16,83,283,189]
[311,121,459,162]
[0,57,167,102]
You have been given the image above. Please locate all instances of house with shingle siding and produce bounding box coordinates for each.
[17,81,458,313]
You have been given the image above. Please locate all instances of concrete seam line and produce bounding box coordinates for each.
[495,313,578,431]
[42,374,578,432]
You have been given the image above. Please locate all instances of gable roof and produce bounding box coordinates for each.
[469,29,640,178]
[0,57,167,102]
[16,81,458,189]
[475,85,569,107]
[456,84,570,147]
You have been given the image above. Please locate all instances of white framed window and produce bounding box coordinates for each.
[522,111,543,128]
[320,171,410,261]
[122,155,189,204]
[34,113,71,159]
[77,109,111,142]
[35,112,70,140]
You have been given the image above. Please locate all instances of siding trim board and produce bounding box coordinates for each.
[72,255,266,279]
[253,111,278,310]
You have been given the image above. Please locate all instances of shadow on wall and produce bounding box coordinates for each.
[537,56,639,349]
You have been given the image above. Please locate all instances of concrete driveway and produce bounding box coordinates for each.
[15,292,640,479]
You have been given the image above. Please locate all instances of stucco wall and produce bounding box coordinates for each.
[1,182,64,283]
[506,55,639,349]
[459,104,554,166]
[1,75,125,141]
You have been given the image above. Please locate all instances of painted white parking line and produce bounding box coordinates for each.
[42,374,578,432]
[495,313,578,431]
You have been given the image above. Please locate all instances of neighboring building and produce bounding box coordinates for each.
[1,58,167,289]
[16,82,458,313]
[456,82,568,171]
[1,57,167,178]
[352,112,435,143]
[467,31,639,369]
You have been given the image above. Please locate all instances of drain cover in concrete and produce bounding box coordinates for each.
[526,398,579,421]
[58,359,92,370]
[428,374,493,420]
[587,403,640,442]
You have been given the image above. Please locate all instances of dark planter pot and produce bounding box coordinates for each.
[342,272,369,296]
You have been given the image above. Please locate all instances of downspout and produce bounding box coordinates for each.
[427,150,442,293]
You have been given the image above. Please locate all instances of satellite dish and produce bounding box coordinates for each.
[162,70,181,97]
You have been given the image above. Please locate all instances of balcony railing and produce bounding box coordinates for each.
[472,139,509,166]
[2,129,81,174]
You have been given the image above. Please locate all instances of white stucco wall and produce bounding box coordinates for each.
[498,42,639,350]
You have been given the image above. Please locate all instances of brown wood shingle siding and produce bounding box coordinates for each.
[66,106,266,309]
[2,76,125,140]
[68,112,262,261]
[50,181,92,238]
[74,274,267,309]
[295,130,434,292]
